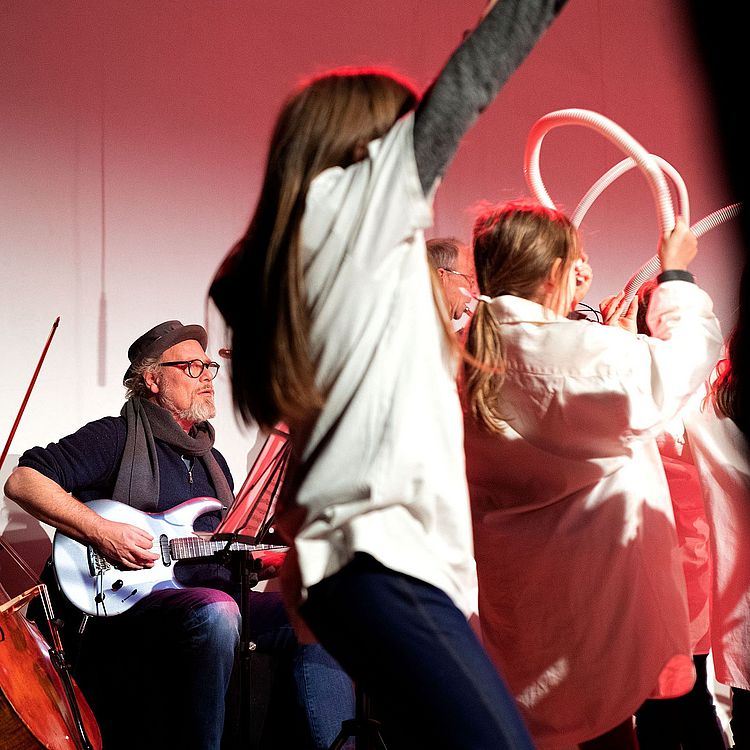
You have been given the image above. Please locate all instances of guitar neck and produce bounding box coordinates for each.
[169,537,273,561]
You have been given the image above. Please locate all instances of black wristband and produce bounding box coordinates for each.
[657,269,695,284]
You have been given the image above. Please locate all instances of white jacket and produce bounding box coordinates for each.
[660,386,750,691]
[466,280,722,748]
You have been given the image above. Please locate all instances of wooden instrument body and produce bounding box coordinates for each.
[0,584,102,749]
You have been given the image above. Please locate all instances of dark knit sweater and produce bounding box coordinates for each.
[19,415,233,533]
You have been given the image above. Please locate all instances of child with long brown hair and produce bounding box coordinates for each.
[210,3,569,748]
[462,200,723,749]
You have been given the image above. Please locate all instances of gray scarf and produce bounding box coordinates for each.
[112,397,233,513]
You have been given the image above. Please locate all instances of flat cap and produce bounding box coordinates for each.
[123,320,207,383]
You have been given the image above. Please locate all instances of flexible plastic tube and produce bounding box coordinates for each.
[571,155,690,228]
[622,202,743,300]
[690,202,742,238]
[524,108,676,236]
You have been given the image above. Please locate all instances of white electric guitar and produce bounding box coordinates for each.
[52,497,287,617]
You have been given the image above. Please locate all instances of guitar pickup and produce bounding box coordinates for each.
[159,534,170,566]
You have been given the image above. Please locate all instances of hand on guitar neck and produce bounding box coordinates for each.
[52,497,288,617]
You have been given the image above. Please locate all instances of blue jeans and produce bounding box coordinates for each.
[300,553,535,750]
[72,579,353,750]
[294,642,356,748]
[242,589,355,749]
[75,585,241,750]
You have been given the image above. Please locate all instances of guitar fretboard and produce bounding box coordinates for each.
[169,537,285,561]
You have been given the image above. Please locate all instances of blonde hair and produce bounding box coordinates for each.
[463,200,580,433]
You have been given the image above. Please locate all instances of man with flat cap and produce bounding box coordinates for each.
[4,320,353,750]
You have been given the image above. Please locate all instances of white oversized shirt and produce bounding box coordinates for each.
[661,454,712,655]
[279,114,478,617]
[660,390,750,690]
[466,282,722,748]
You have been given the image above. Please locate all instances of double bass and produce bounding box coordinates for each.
[0,582,101,749]
[0,317,101,749]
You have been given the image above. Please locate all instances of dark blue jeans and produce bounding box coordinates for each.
[75,585,240,750]
[300,553,535,750]
[239,587,355,749]
[72,580,353,750]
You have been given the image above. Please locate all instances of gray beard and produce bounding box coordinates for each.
[159,391,216,425]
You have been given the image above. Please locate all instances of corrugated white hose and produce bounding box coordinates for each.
[622,202,743,300]
[524,108,676,237]
[571,155,690,228]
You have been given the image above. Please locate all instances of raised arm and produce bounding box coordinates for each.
[628,224,720,433]
[414,0,568,193]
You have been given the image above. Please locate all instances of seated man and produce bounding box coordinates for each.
[4,320,353,750]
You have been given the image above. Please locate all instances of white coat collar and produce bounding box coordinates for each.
[486,294,568,324]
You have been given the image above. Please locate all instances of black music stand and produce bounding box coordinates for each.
[328,685,389,750]
[221,431,389,750]
[211,426,291,750]
[216,426,291,546]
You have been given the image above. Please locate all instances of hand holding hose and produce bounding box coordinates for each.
[659,218,697,272]
[599,292,638,334]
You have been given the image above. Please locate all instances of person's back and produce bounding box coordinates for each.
[210,4,570,748]
[291,106,476,619]
[463,201,723,748]
[660,327,750,747]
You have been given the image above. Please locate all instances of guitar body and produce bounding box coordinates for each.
[53,497,225,617]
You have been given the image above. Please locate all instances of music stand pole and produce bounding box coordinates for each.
[234,545,260,749]
[327,683,389,750]
[212,429,290,748]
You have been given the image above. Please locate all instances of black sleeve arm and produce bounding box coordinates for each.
[18,417,126,496]
[414,0,568,193]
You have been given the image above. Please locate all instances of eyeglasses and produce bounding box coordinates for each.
[440,268,476,287]
[159,359,220,380]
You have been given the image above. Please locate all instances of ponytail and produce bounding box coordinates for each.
[462,300,507,433]
[460,199,580,433]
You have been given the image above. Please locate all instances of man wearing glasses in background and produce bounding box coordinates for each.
[426,236,478,324]
[427,236,595,326]
[4,320,353,750]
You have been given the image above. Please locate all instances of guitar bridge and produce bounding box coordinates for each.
[87,546,111,577]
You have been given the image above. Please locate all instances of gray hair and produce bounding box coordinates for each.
[124,354,162,400]
[426,236,462,272]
